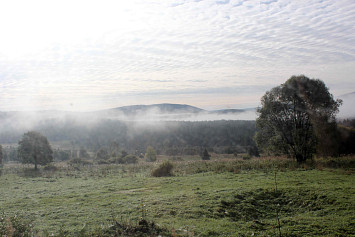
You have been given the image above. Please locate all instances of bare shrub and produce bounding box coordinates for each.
[152,161,174,177]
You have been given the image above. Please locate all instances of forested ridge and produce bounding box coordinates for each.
[0,119,256,155]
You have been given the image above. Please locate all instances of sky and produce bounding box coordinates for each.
[0,0,354,112]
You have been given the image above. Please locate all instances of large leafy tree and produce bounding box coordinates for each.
[18,131,53,169]
[255,75,341,163]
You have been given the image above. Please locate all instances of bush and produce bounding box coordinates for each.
[152,161,174,177]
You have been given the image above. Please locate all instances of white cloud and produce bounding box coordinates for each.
[0,0,354,111]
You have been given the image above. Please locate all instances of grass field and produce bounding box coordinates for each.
[0,156,354,236]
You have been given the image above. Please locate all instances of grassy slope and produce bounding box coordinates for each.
[0,160,354,236]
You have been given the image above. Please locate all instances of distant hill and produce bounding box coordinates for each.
[103,104,257,116]
[339,92,355,99]
[210,108,256,114]
[107,103,205,115]
[0,103,258,127]
[0,103,256,117]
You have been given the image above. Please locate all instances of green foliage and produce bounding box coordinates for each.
[17,131,53,169]
[145,146,157,162]
[255,75,341,163]
[151,161,174,177]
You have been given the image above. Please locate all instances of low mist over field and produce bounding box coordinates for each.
[0,104,258,150]
[0,103,257,131]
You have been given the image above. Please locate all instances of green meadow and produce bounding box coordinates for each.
[0,156,354,236]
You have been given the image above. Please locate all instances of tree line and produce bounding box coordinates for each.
[0,120,257,165]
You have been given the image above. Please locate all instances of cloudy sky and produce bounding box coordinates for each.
[0,0,354,112]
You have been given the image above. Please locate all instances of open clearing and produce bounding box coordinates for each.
[0,157,354,236]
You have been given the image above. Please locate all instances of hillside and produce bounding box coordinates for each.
[0,103,257,123]
[108,103,205,114]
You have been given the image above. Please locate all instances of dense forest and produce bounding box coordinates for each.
[1,119,257,162]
